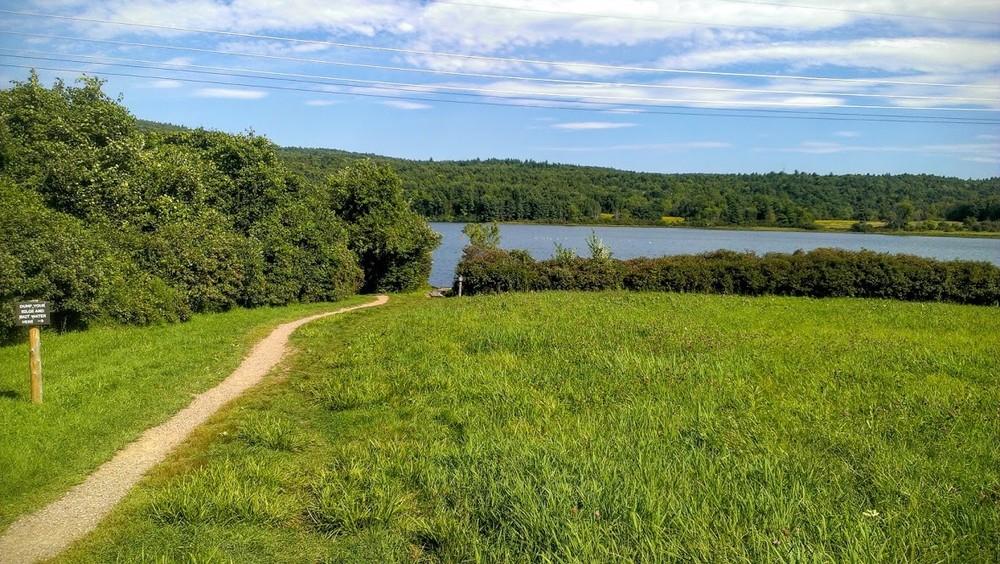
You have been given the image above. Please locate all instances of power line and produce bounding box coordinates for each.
[7,52,996,123]
[8,33,999,107]
[5,51,996,113]
[5,47,996,106]
[5,63,999,125]
[434,0,1000,27]
[0,10,995,90]
[426,1,780,31]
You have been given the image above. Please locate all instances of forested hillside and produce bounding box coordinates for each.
[0,74,438,339]
[280,147,1000,230]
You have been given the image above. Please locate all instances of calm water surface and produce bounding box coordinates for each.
[428,222,1000,287]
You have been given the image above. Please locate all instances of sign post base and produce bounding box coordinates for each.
[29,326,42,404]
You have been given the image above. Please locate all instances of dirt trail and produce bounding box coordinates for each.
[0,295,389,564]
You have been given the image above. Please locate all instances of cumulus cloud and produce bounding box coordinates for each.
[19,0,1000,115]
[540,141,731,151]
[552,121,636,130]
[382,100,432,110]
[147,79,183,88]
[659,37,1000,74]
[305,99,337,106]
[194,87,267,99]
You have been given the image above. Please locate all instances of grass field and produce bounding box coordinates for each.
[813,219,887,230]
[56,292,999,562]
[0,297,368,529]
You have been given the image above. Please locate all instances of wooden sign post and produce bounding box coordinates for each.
[16,301,50,404]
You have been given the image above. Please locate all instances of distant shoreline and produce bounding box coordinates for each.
[427,220,1000,240]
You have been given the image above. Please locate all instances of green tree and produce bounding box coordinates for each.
[249,198,362,305]
[887,200,915,229]
[327,160,440,292]
[463,222,501,248]
[0,72,145,221]
[586,231,613,261]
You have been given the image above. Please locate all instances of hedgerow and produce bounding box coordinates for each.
[455,246,1000,305]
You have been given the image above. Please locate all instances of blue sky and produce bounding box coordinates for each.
[1,0,998,177]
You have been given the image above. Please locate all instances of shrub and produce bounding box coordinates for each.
[249,199,362,305]
[138,211,256,313]
[454,246,1000,306]
[586,231,613,260]
[328,160,441,292]
[0,181,191,340]
[1,74,447,340]
[463,222,501,249]
[552,242,576,262]
[541,257,624,291]
[455,246,541,294]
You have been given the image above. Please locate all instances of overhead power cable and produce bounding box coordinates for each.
[0,10,995,90]
[424,1,781,31]
[5,51,996,113]
[6,52,997,123]
[5,63,999,126]
[4,47,996,106]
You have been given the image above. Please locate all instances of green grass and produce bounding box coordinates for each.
[0,297,369,529]
[57,293,999,562]
[814,219,887,230]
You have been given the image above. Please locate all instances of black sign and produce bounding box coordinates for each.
[16,301,50,326]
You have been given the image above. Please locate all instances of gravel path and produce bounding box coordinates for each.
[0,295,389,564]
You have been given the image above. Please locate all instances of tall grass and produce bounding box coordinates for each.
[0,298,366,528]
[59,293,1000,562]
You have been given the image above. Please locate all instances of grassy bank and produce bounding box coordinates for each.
[459,219,1000,238]
[0,297,368,529]
[59,293,999,562]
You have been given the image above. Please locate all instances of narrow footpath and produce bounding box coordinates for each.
[0,295,389,564]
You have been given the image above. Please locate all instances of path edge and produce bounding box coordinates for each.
[0,295,389,564]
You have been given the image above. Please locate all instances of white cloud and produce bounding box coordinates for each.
[764,141,1000,163]
[161,56,194,66]
[194,87,267,99]
[552,121,637,130]
[148,79,182,89]
[964,155,1000,164]
[61,1,1000,63]
[30,0,1000,120]
[834,131,861,138]
[73,0,416,39]
[305,99,338,106]
[977,134,1000,140]
[382,100,432,110]
[540,141,731,151]
[659,37,1000,75]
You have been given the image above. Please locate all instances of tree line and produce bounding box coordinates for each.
[1,73,438,340]
[280,148,1000,231]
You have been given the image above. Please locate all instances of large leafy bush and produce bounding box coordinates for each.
[0,73,436,339]
[455,246,1000,306]
[328,160,440,292]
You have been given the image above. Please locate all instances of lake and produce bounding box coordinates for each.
[428,223,1000,287]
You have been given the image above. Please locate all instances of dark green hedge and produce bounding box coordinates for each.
[454,247,1000,305]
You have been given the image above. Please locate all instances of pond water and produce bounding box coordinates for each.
[428,222,1000,287]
